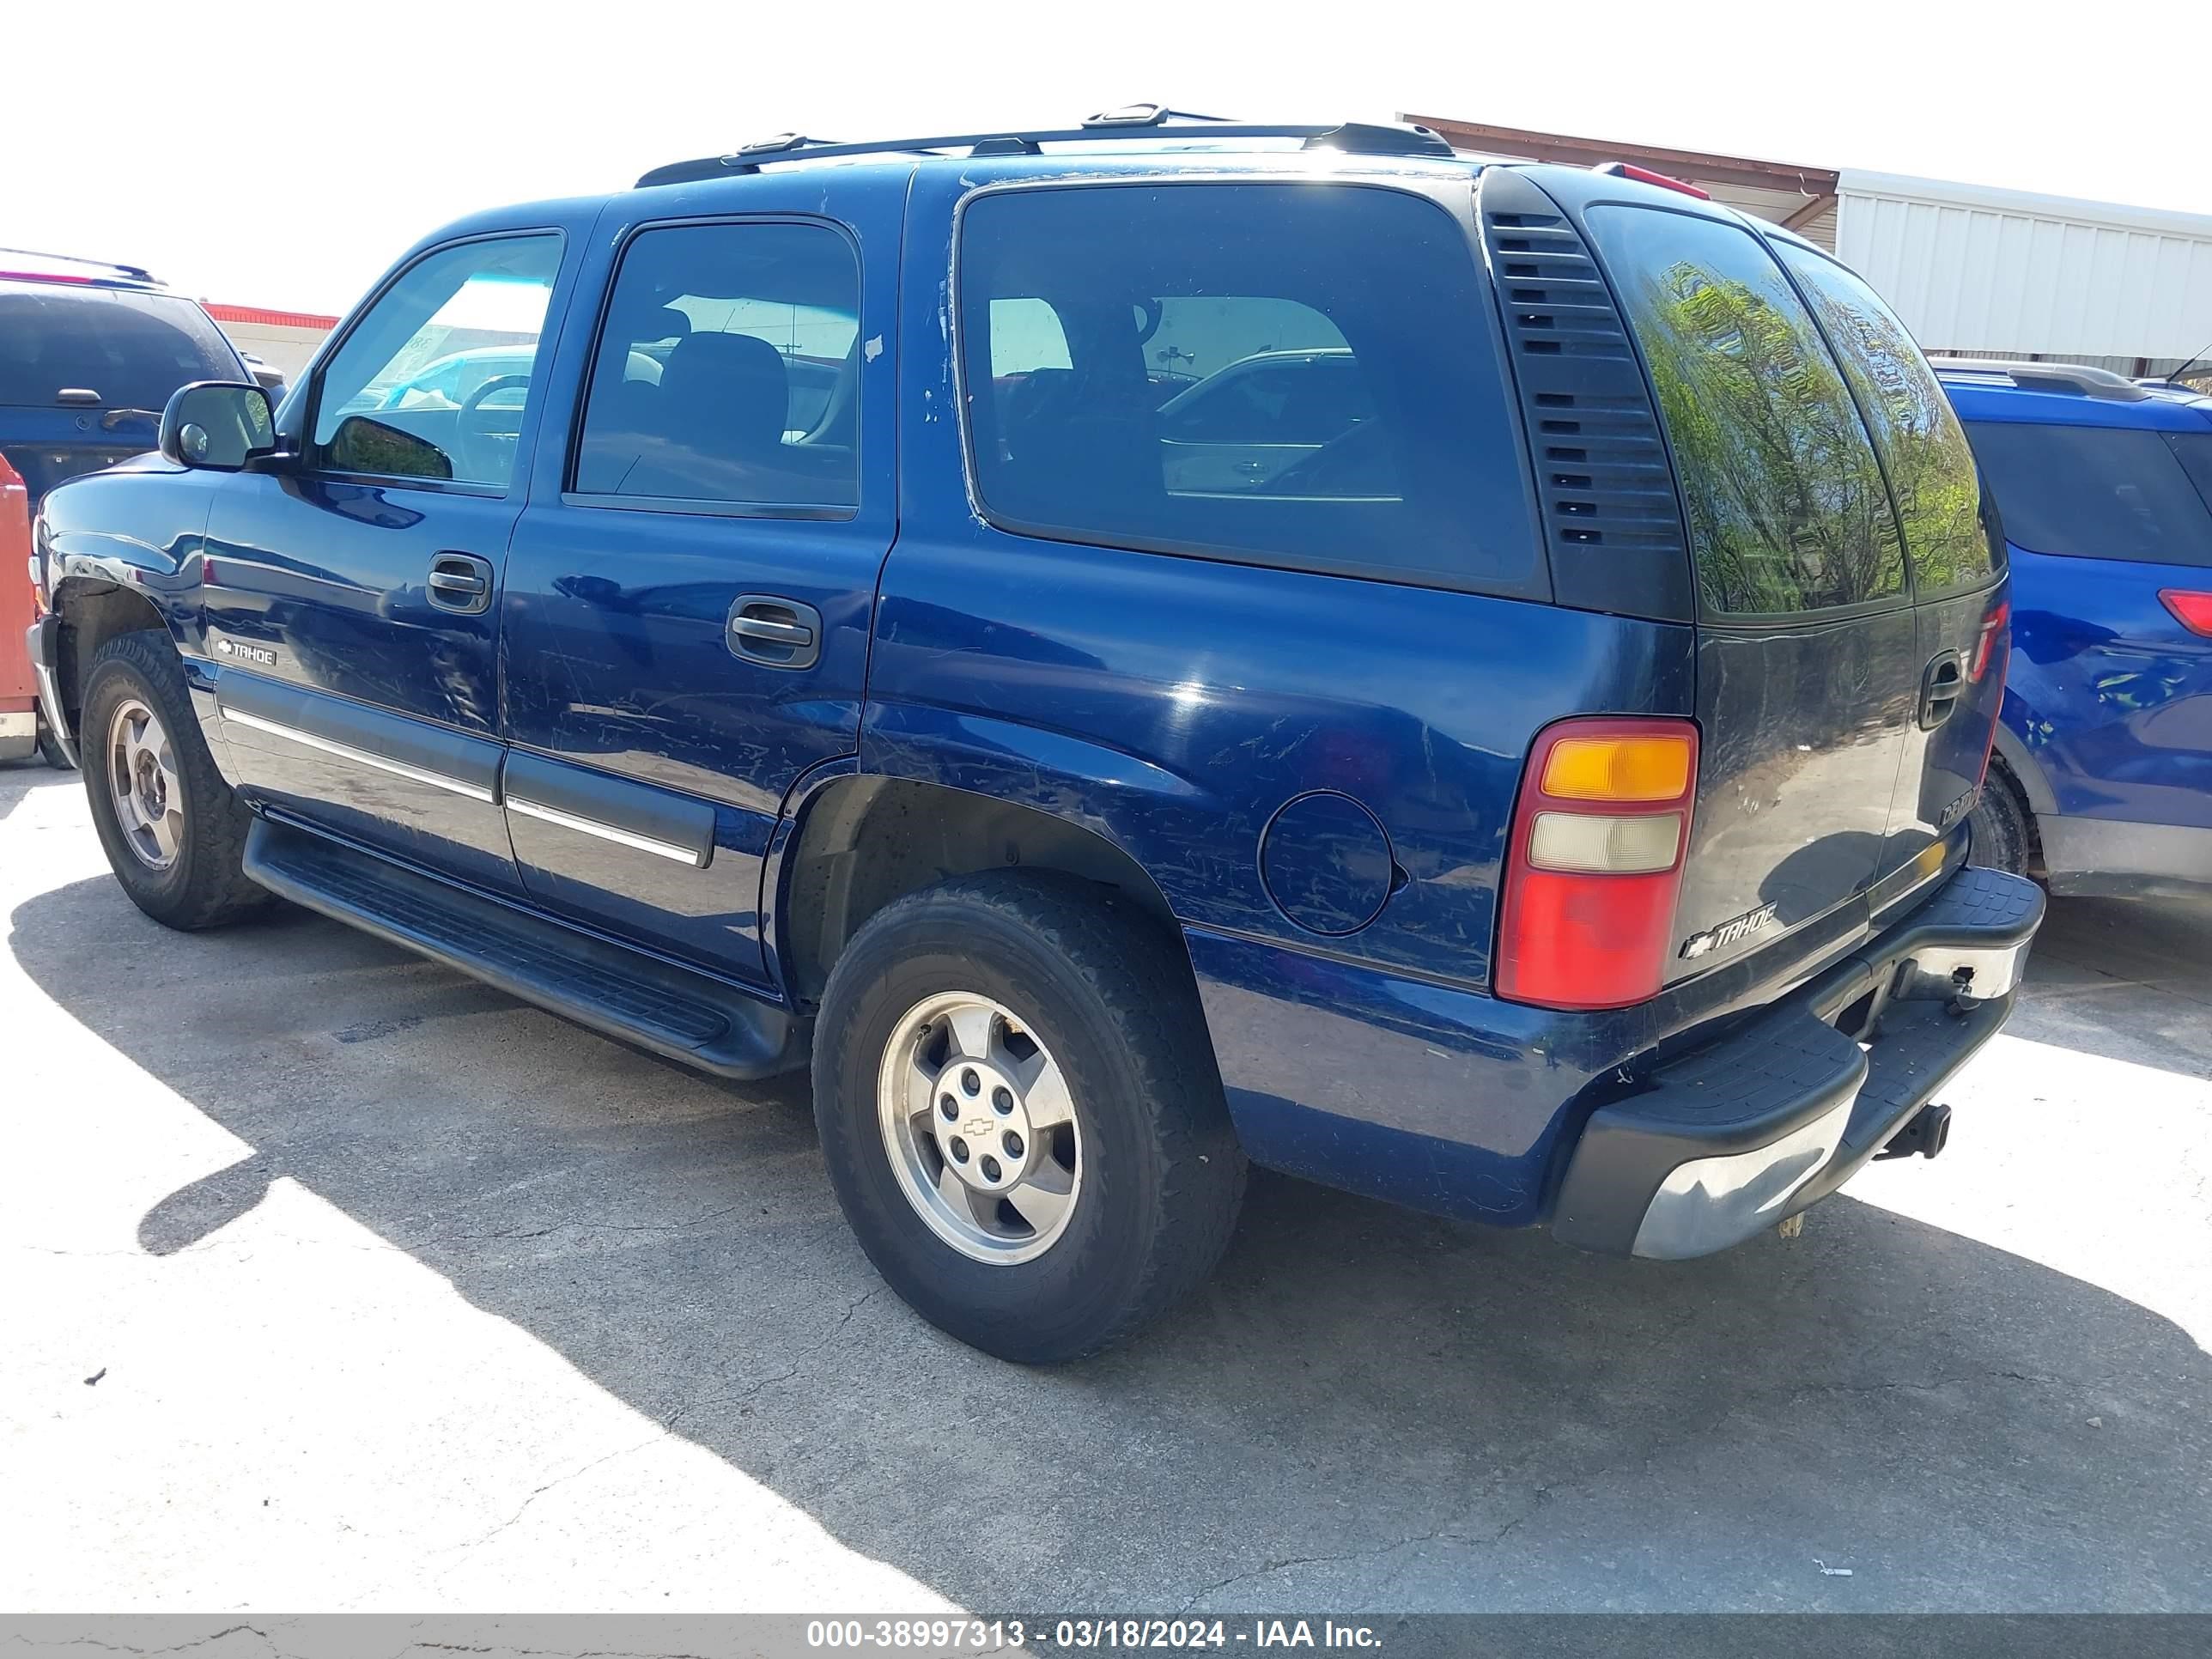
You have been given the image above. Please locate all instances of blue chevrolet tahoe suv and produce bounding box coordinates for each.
[26,113,2043,1361]
[1938,360,2212,896]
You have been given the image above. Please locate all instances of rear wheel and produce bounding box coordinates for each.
[81,630,268,930]
[1968,762,2036,878]
[811,872,1246,1364]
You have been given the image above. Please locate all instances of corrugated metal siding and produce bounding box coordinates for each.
[1838,170,2212,357]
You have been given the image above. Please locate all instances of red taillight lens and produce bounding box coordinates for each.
[1496,717,1699,1011]
[1970,599,2010,682]
[2160,589,2212,637]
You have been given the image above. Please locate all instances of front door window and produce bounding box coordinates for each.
[311,236,562,488]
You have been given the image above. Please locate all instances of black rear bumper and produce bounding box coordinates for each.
[1552,865,2043,1259]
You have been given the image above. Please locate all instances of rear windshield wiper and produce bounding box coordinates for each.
[100,407,161,429]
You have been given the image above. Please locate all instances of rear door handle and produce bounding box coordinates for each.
[428,552,494,615]
[1918,650,1965,730]
[727,593,821,670]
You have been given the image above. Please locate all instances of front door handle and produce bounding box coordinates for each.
[1918,650,1964,730]
[428,552,494,616]
[728,594,821,670]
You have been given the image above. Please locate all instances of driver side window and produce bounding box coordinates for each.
[311,234,561,488]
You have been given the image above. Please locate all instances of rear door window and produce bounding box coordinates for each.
[1587,206,1905,616]
[0,281,238,409]
[1964,422,2212,568]
[956,182,1535,592]
[572,220,860,510]
[1771,243,1996,595]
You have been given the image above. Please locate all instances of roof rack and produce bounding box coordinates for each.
[0,246,161,285]
[1929,356,2153,402]
[635,105,1458,188]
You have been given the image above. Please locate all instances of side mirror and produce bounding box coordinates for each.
[159,381,276,471]
[325,415,453,480]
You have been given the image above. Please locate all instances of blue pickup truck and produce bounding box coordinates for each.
[26,113,2042,1361]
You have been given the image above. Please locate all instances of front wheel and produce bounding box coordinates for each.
[812,872,1247,1364]
[81,629,268,930]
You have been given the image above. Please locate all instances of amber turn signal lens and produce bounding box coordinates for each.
[1539,735,1693,803]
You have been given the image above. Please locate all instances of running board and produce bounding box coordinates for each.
[243,817,805,1079]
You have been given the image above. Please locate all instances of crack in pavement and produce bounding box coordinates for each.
[660,1285,890,1436]
[1170,1504,1539,1617]
[430,1437,669,1577]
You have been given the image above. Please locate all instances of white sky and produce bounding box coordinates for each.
[12,0,2210,317]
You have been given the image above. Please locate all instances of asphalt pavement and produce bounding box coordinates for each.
[4,760,2207,1613]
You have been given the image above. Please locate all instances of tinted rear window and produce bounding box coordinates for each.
[957,183,1536,592]
[1772,244,1996,595]
[1587,206,1904,615]
[1963,421,2212,568]
[0,281,237,408]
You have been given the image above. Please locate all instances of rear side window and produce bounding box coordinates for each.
[0,282,237,409]
[2163,431,2212,515]
[957,183,1536,592]
[1772,244,1996,595]
[1964,422,2212,568]
[1587,207,1905,616]
[574,221,860,509]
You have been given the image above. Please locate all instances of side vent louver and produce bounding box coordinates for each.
[1478,171,1691,620]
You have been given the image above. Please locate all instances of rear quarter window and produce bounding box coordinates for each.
[1586,206,1905,616]
[955,181,1537,592]
[1964,421,2212,568]
[0,282,238,409]
[1771,244,1996,595]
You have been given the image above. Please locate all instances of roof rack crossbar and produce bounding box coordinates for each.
[635,118,1457,188]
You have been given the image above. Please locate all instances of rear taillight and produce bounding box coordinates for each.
[1496,717,1698,1011]
[2160,590,2212,637]
[1969,599,2010,682]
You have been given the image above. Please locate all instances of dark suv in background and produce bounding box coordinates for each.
[0,249,251,509]
[28,113,2041,1361]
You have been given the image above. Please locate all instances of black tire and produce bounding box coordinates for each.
[81,629,268,930]
[1968,761,2037,878]
[37,720,76,770]
[812,872,1247,1364]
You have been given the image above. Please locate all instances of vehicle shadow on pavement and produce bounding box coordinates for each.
[11,873,2210,1612]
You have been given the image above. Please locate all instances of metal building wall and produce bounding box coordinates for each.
[1837,170,2212,361]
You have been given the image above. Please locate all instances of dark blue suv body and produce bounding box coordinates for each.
[27,118,2042,1360]
[1940,362,2212,897]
